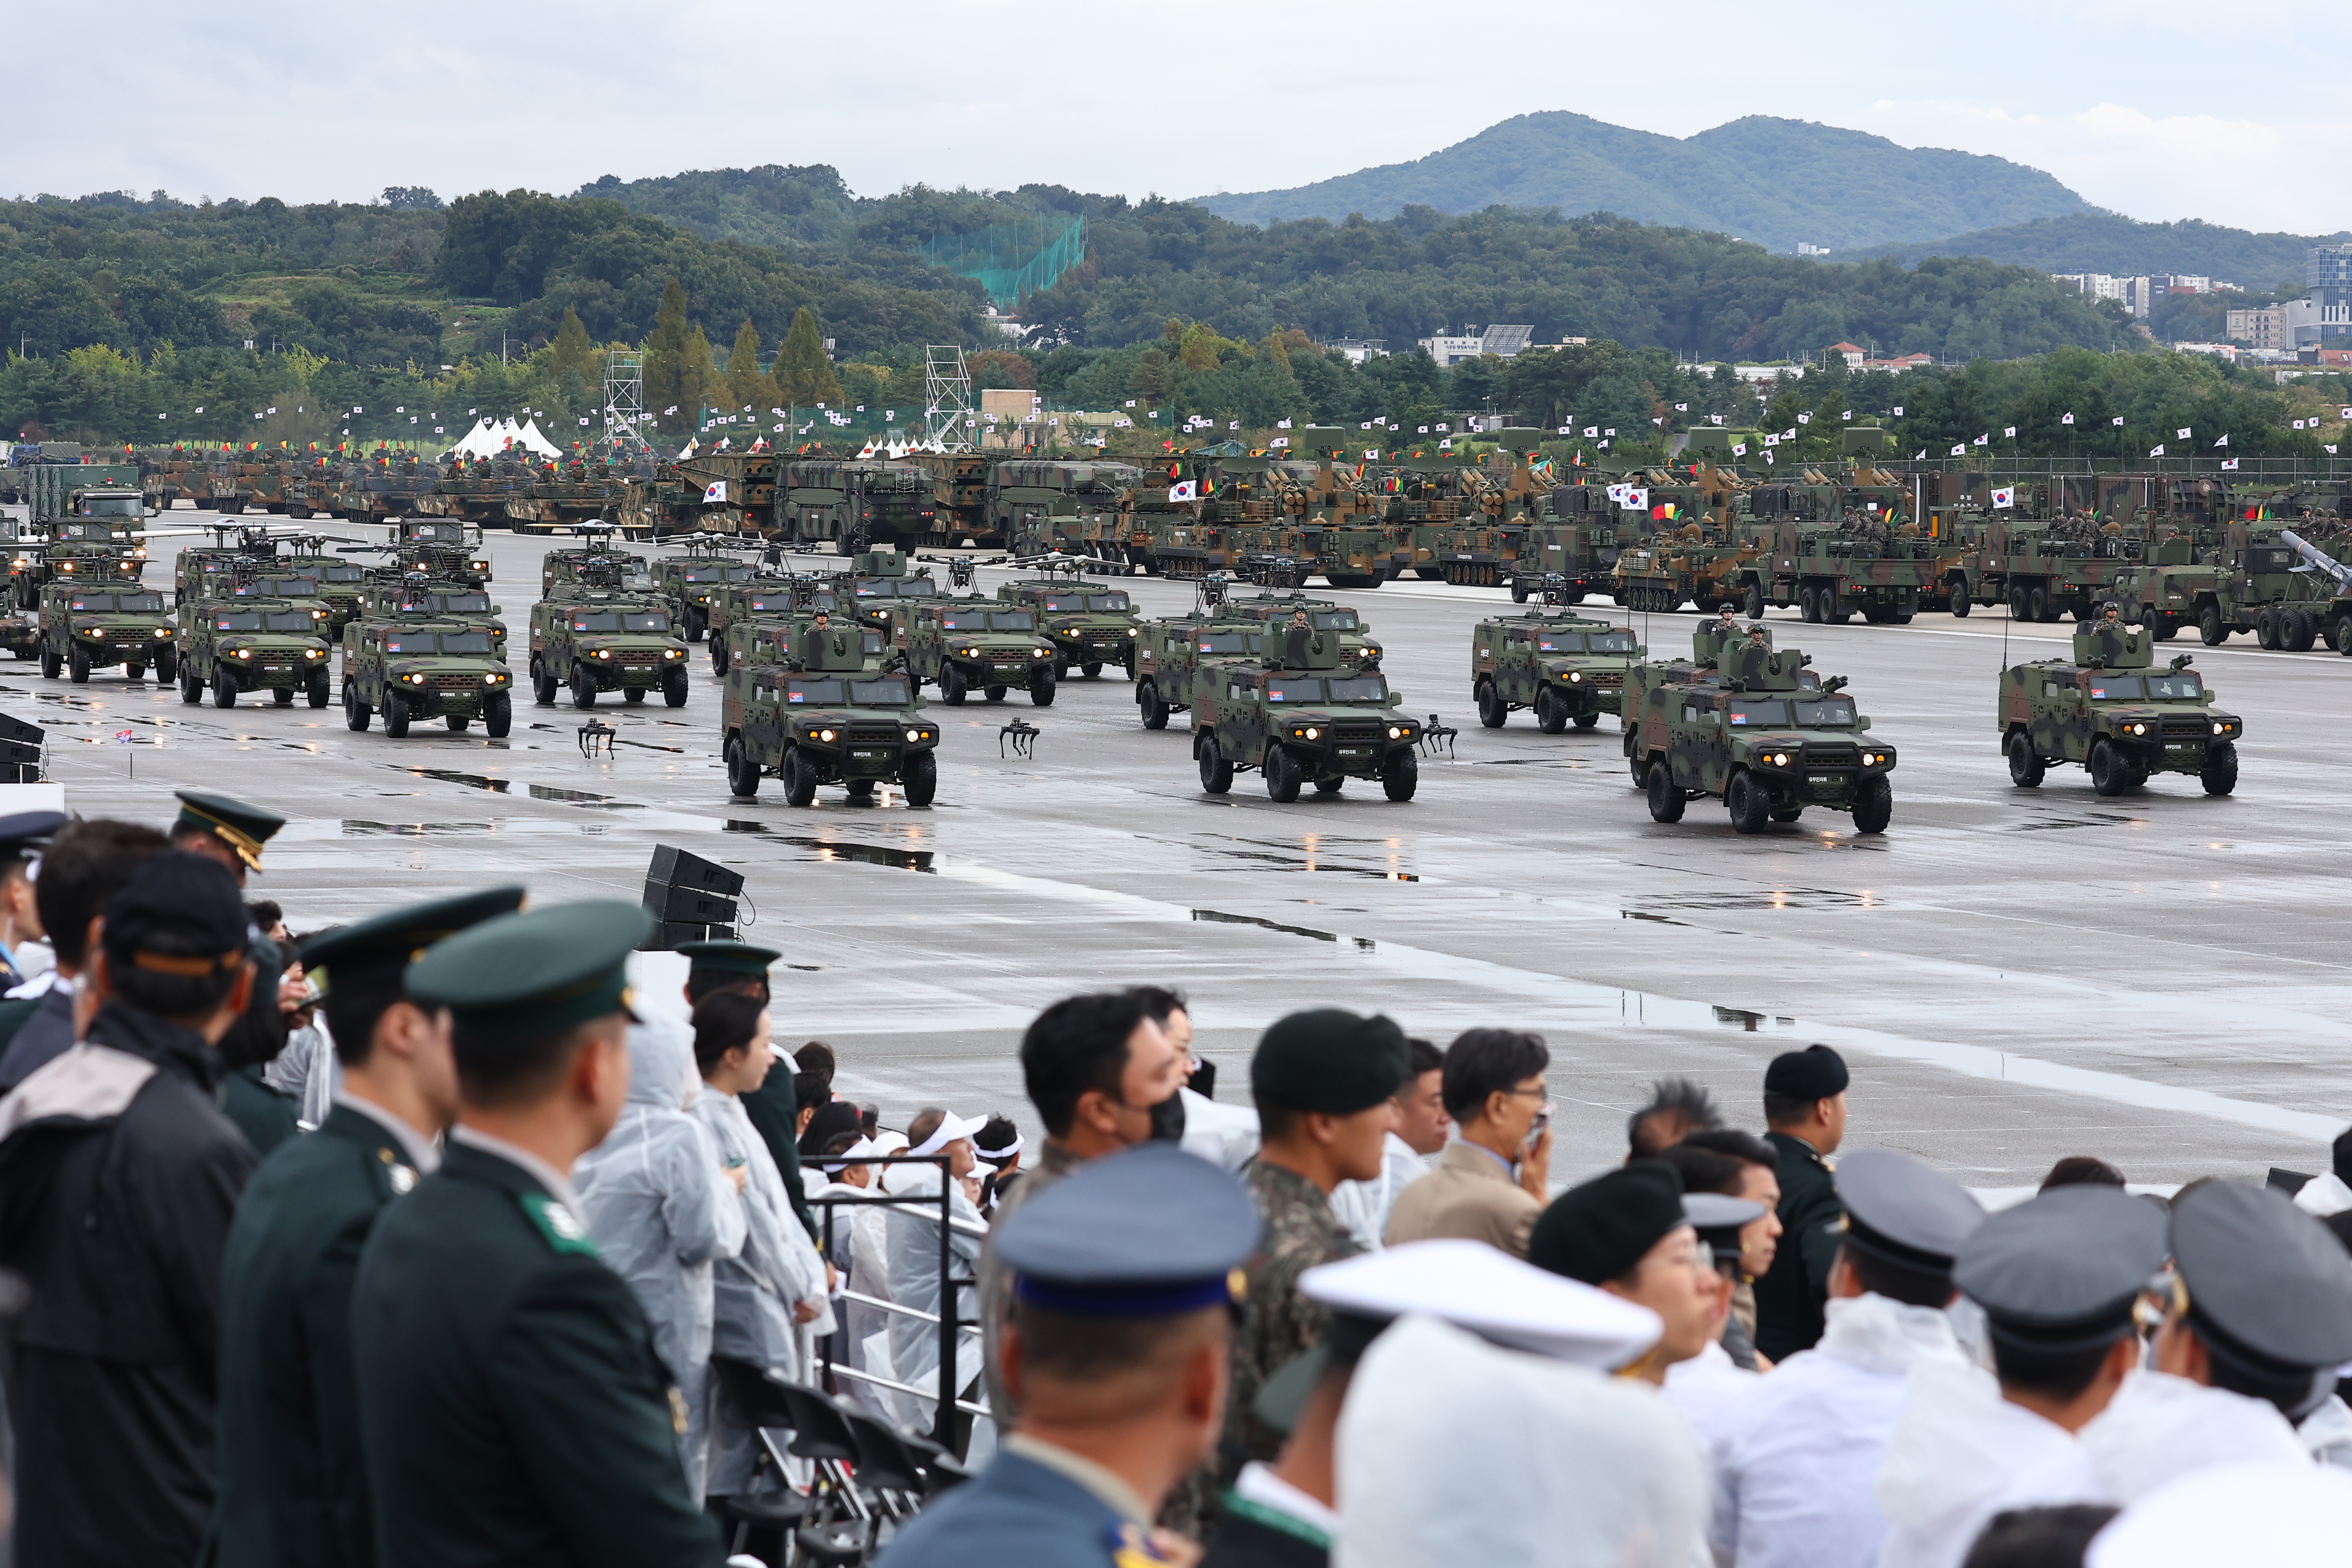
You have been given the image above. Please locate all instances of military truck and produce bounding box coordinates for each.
[1623,622,1893,835]
[652,544,760,640]
[887,599,1058,705]
[2000,620,2240,796]
[721,624,939,807]
[38,583,176,684]
[529,593,690,708]
[176,599,333,708]
[994,574,1141,678]
[341,618,514,737]
[1471,610,1641,731]
[988,460,1139,557]
[775,458,938,553]
[1135,621,1270,730]
[1189,627,1421,802]
[27,464,145,531]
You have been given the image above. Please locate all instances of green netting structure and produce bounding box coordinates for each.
[916,216,1086,307]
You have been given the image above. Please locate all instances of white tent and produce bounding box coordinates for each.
[512,419,561,458]
[448,416,560,460]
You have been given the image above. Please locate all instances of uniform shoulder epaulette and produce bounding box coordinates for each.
[518,1192,599,1256]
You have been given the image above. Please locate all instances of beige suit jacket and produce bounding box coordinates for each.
[1381,1138,1541,1256]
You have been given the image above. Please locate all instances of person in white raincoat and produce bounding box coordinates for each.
[575,1004,744,1497]
[1876,1186,2166,1568]
[880,1108,988,1430]
[1709,1149,1985,1568]
[688,991,833,1497]
[806,1134,901,1422]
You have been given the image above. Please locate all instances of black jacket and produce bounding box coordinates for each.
[0,980,76,1093]
[1753,1129,1843,1362]
[0,998,258,1567]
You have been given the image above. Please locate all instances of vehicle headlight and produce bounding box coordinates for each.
[2213,721,2229,734]
[904,728,921,741]
[662,648,682,659]
[305,648,324,659]
[1766,752,1791,766]
[594,649,610,659]
[484,671,504,683]
[87,627,104,638]
[961,647,978,657]
[234,648,251,659]
[1125,626,1137,636]
[407,672,426,683]
[1033,646,1051,658]
[58,563,73,573]
[158,626,172,636]
[1387,725,1406,739]
[2128,722,2145,735]
[818,728,837,741]
[1567,670,1583,682]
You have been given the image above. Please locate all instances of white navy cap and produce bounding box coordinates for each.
[1301,1238,1664,1368]
[2086,1461,2352,1568]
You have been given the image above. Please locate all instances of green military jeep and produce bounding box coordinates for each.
[705,579,806,675]
[360,576,509,659]
[1471,610,1641,731]
[394,518,492,584]
[38,583,177,684]
[1190,628,1421,802]
[342,618,515,737]
[834,547,941,632]
[1135,620,1270,730]
[731,614,885,674]
[994,575,1142,678]
[177,599,333,708]
[1215,592,1383,672]
[1624,623,1894,834]
[2000,620,2242,796]
[721,623,940,807]
[653,545,758,640]
[541,537,657,597]
[528,593,690,708]
[888,599,1058,705]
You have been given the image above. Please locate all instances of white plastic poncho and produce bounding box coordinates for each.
[2078,1369,2311,1504]
[691,1086,833,1495]
[1711,1290,1969,1568]
[2085,1459,2352,1568]
[810,1168,906,1426]
[1337,1314,1706,1568]
[1874,1356,2106,1568]
[576,1018,744,1497]
[878,1158,986,1429]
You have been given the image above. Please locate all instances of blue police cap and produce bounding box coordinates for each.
[994,1144,1260,1317]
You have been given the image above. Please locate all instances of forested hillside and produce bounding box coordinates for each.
[1827,213,2350,290]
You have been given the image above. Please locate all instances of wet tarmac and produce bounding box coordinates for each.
[24,514,2352,1190]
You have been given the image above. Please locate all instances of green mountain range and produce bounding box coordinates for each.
[1824,213,2352,290]
[1198,113,2093,252]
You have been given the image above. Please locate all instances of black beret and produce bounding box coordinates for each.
[1765,1044,1849,1101]
[1528,1160,1688,1286]
[1250,1008,1409,1115]
[102,852,250,975]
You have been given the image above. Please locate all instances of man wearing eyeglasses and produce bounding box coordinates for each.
[1383,1028,1553,1257]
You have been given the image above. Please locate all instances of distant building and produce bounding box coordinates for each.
[1864,352,1936,372]
[1796,243,1830,257]
[2312,244,2352,344]
[1323,338,1388,364]
[2173,342,2238,362]
[2227,299,2322,352]
[1417,325,1535,367]
[1824,342,1866,368]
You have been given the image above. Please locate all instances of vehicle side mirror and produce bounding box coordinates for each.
[1857,716,1872,730]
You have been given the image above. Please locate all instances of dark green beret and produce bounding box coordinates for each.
[1528,1161,1688,1286]
[299,886,528,996]
[1764,1044,1848,1101]
[677,939,780,979]
[407,901,650,1037]
[173,789,286,871]
[1249,1008,1409,1115]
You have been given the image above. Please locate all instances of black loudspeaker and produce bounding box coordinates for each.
[642,844,744,948]
[646,844,744,897]
[0,712,41,779]
[650,921,738,950]
[645,883,739,925]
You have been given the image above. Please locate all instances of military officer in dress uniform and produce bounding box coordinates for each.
[876,1142,1260,1568]
[349,901,726,1568]
[209,886,526,1568]
[171,789,287,887]
[0,808,66,994]
[1755,1044,1849,1360]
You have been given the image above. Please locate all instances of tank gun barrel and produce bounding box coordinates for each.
[2281,530,2352,593]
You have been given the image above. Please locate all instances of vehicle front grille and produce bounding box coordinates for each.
[2160,716,2208,739]
[1333,723,1383,742]
[1805,743,1858,768]
[429,674,479,691]
[849,725,901,743]
[616,650,664,664]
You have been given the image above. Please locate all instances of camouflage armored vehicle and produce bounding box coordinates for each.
[9,519,148,609]
[1135,620,1271,730]
[721,623,939,807]
[1623,622,1893,835]
[994,574,1141,678]
[1189,625,1421,802]
[731,615,884,675]
[358,576,509,658]
[887,598,1058,705]
[1471,609,1641,731]
[528,593,690,708]
[703,578,805,674]
[224,573,337,636]
[2000,619,2240,796]
[1733,471,1952,624]
[176,599,333,708]
[988,460,1139,557]
[27,464,145,532]
[1214,592,1383,673]
[776,458,937,553]
[280,543,370,631]
[1610,471,1766,614]
[341,618,514,737]
[831,548,940,632]
[541,533,658,598]
[652,543,759,640]
[1512,482,1649,605]
[393,518,491,585]
[38,583,176,684]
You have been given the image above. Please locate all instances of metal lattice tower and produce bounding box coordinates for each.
[605,349,651,459]
[923,345,975,450]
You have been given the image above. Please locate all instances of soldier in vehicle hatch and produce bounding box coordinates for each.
[800,609,832,665]
[1284,608,1312,665]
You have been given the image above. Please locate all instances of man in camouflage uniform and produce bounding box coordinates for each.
[1159,1008,1407,1540]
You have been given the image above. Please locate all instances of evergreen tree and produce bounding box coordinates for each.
[642,279,692,439]
[723,319,774,416]
[550,306,597,386]
[680,326,720,432]
[773,306,844,408]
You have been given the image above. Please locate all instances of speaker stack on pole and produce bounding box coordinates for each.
[642,844,744,949]
[0,713,43,785]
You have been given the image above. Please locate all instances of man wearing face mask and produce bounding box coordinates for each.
[979,990,1185,1423]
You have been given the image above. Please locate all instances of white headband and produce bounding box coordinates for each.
[977,1132,1023,1163]
[823,1136,876,1175]
[906,1110,988,1159]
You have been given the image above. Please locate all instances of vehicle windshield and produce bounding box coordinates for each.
[852,578,935,599]
[1197,632,1255,652]
[76,498,142,517]
[2086,677,2141,700]
[1792,697,1857,727]
[939,610,1037,632]
[70,592,165,612]
[743,595,789,612]
[680,563,752,583]
[850,678,910,705]
[1312,611,1358,631]
[1727,700,1791,726]
[385,631,496,655]
[570,611,672,633]
[405,525,463,543]
[214,611,317,633]
[1265,675,1390,704]
[785,679,845,704]
[2144,672,2203,699]
[407,592,492,613]
[257,578,319,596]
[316,565,363,582]
[1534,628,1637,653]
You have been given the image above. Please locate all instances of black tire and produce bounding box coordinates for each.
[2200,740,2237,796]
[941,664,967,705]
[663,668,688,708]
[1314,778,1342,795]
[725,734,760,797]
[307,672,330,708]
[1851,775,1893,835]
[38,646,59,681]
[180,665,202,705]
[1574,712,1598,730]
[1082,661,1102,678]
[2089,737,2125,797]
[1476,681,1506,728]
[782,746,818,806]
[571,661,596,709]
[1799,586,1819,623]
[383,692,410,737]
[1948,581,1971,618]
[1198,736,1233,795]
[624,687,646,704]
[2199,606,2226,646]
[1380,746,1417,802]
[845,780,874,799]
[1510,579,1529,604]
[901,749,937,807]
[1824,586,1850,625]
[485,694,512,737]
[1139,680,1168,730]
[1645,760,1685,823]
[1535,687,1567,734]
[213,667,238,708]
[710,638,730,676]
[532,660,558,705]
[2334,616,2352,655]
[2008,584,2028,619]
[2256,607,2279,650]
[1727,770,1772,834]
[155,648,178,683]
[985,684,1008,702]
[2287,609,2316,652]
[2026,585,2050,623]
[2007,730,2044,788]
[1264,745,1302,803]
[1743,580,1766,619]
[273,687,295,707]
[1769,804,1805,822]
[67,645,89,684]
[344,683,371,731]
[1029,669,1056,707]
[123,659,144,681]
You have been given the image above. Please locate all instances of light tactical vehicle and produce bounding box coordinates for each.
[1471,609,1641,731]
[1214,592,1382,672]
[279,544,369,632]
[717,586,847,676]
[541,535,657,597]
[1135,620,1271,730]
[994,573,1141,678]
[1624,623,1893,835]
[177,599,333,708]
[358,576,509,657]
[721,622,939,807]
[529,594,690,708]
[732,616,885,674]
[832,548,940,632]
[704,579,804,674]
[393,519,492,584]
[342,619,514,737]
[653,545,759,640]
[2000,619,2240,796]
[38,584,175,684]
[888,599,1058,705]
[1190,626,1420,802]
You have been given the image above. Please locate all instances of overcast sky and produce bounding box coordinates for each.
[17,0,2346,236]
